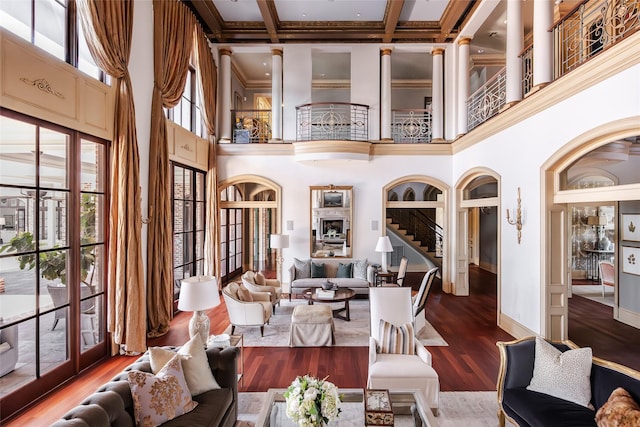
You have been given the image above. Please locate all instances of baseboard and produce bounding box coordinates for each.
[617,306,640,329]
[498,313,536,339]
[479,261,497,274]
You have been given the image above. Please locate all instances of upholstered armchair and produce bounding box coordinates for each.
[412,267,438,334]
[367,287,440,415]
[241,271,281,313]
[598,261,615,297]
[222,282,272,336]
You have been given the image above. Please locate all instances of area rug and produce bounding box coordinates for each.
[223,299,447,347]
[237,391,516,426]
[571,285,614,307]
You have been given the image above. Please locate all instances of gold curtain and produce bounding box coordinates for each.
[147,0,196,337]
[194,25,220,282]
[76,0,146,354]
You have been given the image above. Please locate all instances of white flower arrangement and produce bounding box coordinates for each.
[284,375,342,426]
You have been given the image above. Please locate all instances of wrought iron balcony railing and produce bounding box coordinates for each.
[467,68,507,131]
[296,102,369,142]
[231,109,272,143]
[553,0,639,79]
[391,109,432,143]
[520,44,534,97]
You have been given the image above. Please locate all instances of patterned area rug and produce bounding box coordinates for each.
[237,391,516,426]
[571,285,614,307]
[223,299,447,347]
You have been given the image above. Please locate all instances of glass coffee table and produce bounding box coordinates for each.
[255,388,435,426]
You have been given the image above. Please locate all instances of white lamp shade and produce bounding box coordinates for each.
[178,276,220,311]
[375,236,393,252]
[270,234,290,249]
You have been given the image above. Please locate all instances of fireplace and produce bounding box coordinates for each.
[321,219,344,235]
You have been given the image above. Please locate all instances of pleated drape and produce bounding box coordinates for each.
[194,25,221,283]
[146,0,196,337]
[76,0,146,354]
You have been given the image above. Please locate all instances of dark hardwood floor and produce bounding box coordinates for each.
[5,266,639,426]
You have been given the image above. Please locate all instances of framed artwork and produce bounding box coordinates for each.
[621,246,640,276]
[323,191,342,208]
[621,214,640,242]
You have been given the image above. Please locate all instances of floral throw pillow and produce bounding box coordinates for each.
[128,354,197,427]
[595,387,640,427]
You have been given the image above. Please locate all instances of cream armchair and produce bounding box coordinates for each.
[241,271,281,313]
[367,287,440,415]
[222,282,272,336]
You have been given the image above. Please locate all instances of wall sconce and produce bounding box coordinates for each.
[506,187,523,244]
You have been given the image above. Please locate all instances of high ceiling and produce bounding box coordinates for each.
[184,0,534,85]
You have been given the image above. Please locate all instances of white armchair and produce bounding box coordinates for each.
[367,287,440,415]
[241,271,281,313]
[412,267,438,335]
[222,282,272,336]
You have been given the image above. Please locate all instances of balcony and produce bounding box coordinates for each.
[296,102,369,142]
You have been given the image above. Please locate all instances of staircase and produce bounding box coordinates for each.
[386,208,443,269]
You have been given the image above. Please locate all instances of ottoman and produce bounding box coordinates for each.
[288,305,335,347]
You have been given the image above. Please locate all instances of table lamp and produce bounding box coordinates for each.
[375,235,393,273]
[270,233,289,282]
[178,276,220,346]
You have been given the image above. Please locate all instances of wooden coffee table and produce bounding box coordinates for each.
[302,287,356,321]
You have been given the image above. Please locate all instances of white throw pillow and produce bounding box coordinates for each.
[353,258,368,280]
[149,335,220,396]
[526,336,593,407]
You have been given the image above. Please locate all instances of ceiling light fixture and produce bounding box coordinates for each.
[265,72,270,76]
[477,49,485,53]
[356,13,361,17]
[302,13,307,17]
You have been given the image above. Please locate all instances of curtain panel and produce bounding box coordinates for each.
[194,25,221,284]
[76,0,146,354]
[147,0,196,337]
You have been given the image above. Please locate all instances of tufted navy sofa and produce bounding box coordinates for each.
[51,345,238,427]
[496,336,640,427]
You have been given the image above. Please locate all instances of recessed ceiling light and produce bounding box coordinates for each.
[477,49,485,54]
[265,72,270,76]
[356,13,361,17]
[321,73,326,77]
[503,19,507,24]
[262,62,267,66]
[302,13,307,17]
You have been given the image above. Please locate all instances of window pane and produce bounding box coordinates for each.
[40,127,69,189]
[196,173,205,201]
[173,234,184,267]
[173,166,185,198]
[40,310,69,373]
[196,201,204,231]
[195,231,204,259]
[82,244,103,292]
[81,194,104,243]
[0,0,32,41]
[181,99,191,129]
[184,169,192,199]
[34,0,66,60]
[38,190,68,250]
[80,139,105,192]
[0,321,36,395]
[174,201,184,232]
[0,116,37,187]
[183,233,193,262]
[0,254,38,322]
[183,201,193,232]
[80,294,102,351]
[77,16,102,80]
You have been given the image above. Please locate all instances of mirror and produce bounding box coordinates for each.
[310,185,353,258]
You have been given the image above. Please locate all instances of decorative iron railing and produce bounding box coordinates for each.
[467,68,507,131]
[391,109,432,143]
[520,44,534,97]
[231,109,272,143]
[296,102,369,142]
[553,0,639,79]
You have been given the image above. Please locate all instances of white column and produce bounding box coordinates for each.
[431,48,444,141]
[506,0,523,105]
[380,48,392,141]
[457,37,471,137]
[271,48,283,142]
[218,48,232,143]
[533,0,554,88]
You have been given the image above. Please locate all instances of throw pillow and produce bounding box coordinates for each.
[353,258,368,280]
[149,335,221,396]
[237,286,254,302]
[596,387,640,427]
[255,271,266,286]
[311,262,325,278]
[294,258,311,279]
[337,262,353,278]
[526,336,592,407]
[128,354,197,426]
[378,319,415,355]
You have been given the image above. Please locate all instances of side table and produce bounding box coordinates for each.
[209,334,244,386]
[374,271,396,287]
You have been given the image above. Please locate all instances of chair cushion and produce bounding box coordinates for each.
[595,387,640,427]
[378,319,415,355]
[504,388,597,427]
[294,258,311,279]
[255,272,266,286]
[526,336,592,407]
[237,287,254,302]
[128,354,198,426]
[311,262,325,278]
[368,353,438,379]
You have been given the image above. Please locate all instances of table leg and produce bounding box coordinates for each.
[332,301,350,321]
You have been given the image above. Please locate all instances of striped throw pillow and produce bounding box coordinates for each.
[378,319,415,355]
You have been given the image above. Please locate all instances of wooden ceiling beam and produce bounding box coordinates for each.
[439,0,474,39]
[185,0,226,42]
[256,0,280,43]
[383,0,404,43]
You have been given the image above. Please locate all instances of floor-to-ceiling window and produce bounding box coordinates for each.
[172,164,206,309]
[0,109,108,415]
[219,185,243,283]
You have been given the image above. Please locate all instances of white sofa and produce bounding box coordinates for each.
[288,259,374,300]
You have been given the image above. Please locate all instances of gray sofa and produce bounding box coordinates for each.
[288,259,374,300]
[51,346,238,427]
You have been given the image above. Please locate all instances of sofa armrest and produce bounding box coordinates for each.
[206,346,238,392]
[249,291,271,302]
[369,336,378,365]
[288,265,296,282]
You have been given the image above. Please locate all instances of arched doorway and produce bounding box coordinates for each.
[455,169,501,322]
[383,176,449,291]
[542,118,640,341]
[218,175,282,284]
